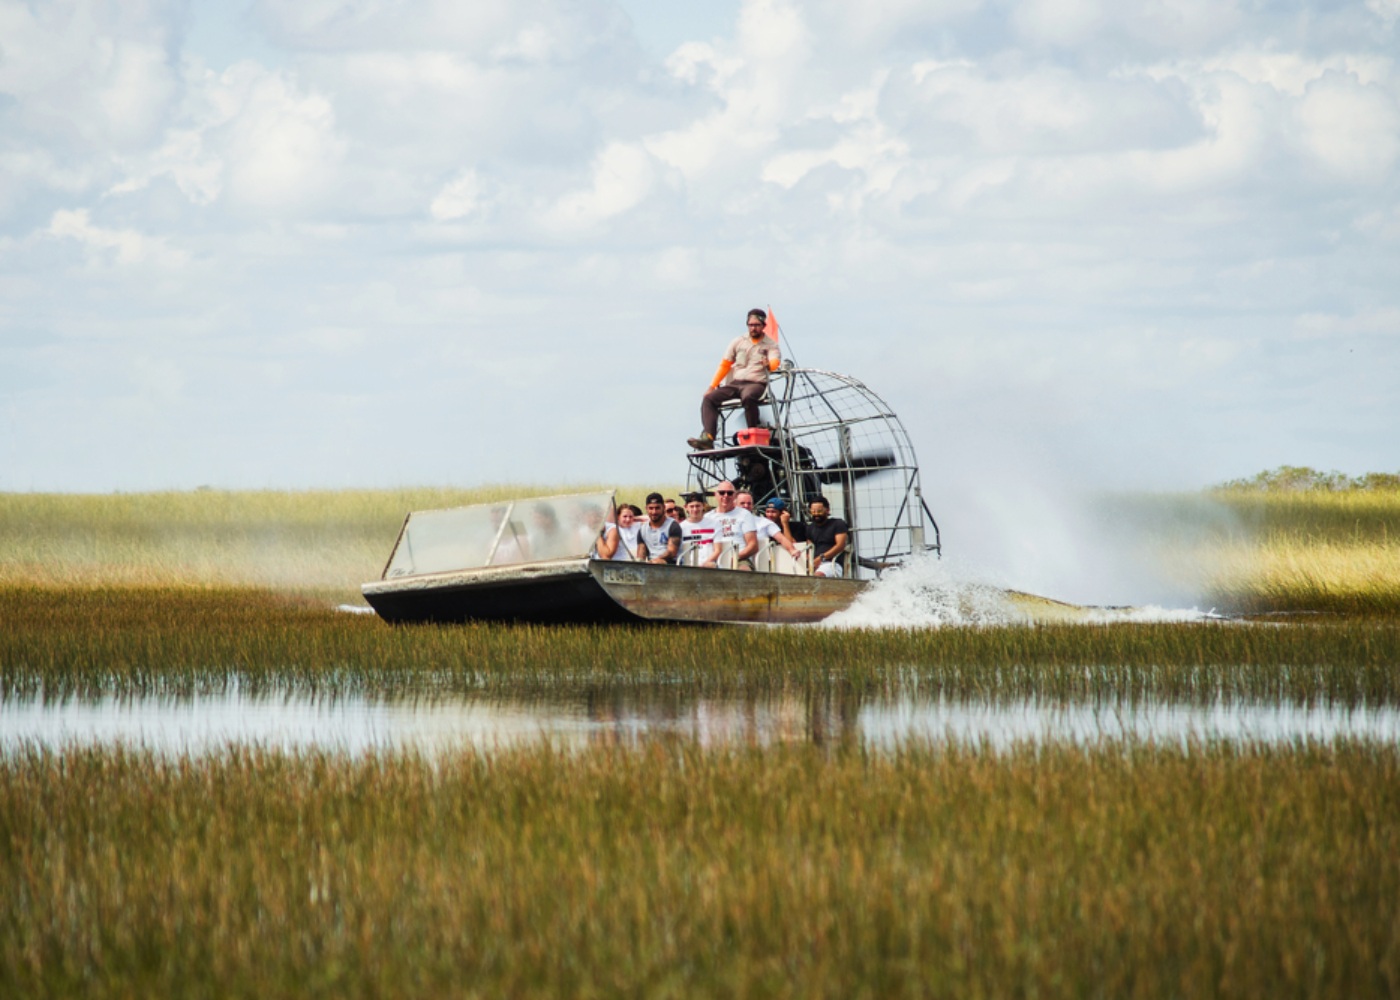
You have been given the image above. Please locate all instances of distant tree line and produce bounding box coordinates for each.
[1217,466,1400,492]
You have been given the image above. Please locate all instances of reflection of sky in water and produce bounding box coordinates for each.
[4,690,1399,756]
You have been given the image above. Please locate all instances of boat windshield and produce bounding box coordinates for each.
[381,491,617,578]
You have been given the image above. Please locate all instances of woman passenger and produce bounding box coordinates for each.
[596,504,643,561]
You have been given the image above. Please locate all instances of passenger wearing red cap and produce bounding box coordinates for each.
[687,308,780,451]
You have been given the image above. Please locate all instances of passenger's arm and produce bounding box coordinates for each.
[736,529,759,561]
[595,524,618,560]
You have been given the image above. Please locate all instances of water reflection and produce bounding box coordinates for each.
[5,687,1399,755]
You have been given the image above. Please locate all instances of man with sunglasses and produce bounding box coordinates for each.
[705,480,761,570]
[687,308,781,451]
[807,495,849,578]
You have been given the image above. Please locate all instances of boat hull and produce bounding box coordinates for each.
[362,558,865,625]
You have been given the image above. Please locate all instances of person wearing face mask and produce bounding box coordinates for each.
[806,495,849,578]
[687,308,781,452]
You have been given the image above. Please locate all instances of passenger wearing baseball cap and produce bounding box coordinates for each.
[739,492,799,558]
[678,492,718,565]
[763,497,805,544]
[637,492,682,564]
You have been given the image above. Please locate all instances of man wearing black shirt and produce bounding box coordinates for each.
[806,495,849,578]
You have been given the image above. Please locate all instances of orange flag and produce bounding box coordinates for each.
[764,308,779,342]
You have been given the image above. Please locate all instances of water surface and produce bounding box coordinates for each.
[5,687,1397,755]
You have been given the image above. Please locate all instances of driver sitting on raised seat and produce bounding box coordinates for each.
[687,308,781,451]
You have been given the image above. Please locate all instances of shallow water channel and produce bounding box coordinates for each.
[5,686,1398,755]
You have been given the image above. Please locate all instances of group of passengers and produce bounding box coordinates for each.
[596,483,849,578]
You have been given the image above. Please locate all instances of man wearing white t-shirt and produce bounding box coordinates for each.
[735,491,800,560]
[705,480,760,570]
[678,493,718,566]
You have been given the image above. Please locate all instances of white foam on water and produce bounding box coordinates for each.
[824,553,1216,629]
[823,554,1023,628]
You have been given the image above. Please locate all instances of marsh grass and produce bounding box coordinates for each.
[0,486,671,598]
[4,485,1397,612]
[4,588,1398,706]
[1105,488,1400,615]
[2,740,1397,998]
[4,488,1398,998]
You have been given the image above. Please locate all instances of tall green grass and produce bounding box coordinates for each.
[4,588,1398,705]
[3,740,1396,998]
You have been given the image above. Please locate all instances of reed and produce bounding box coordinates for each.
[4,484,1396,613]
[2,740,1396,998]
[4,588,1398,706]
[0,486,673,597]
[1104,487,1400,615]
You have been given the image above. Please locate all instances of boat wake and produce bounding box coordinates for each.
[822,554,1216,629]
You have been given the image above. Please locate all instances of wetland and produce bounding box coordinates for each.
[2,480,1398,997]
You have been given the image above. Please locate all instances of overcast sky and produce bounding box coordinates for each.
[3,0,1397,511]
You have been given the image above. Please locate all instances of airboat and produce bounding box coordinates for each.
[362,365,941,625]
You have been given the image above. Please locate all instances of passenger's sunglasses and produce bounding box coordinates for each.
[715,489,735,495]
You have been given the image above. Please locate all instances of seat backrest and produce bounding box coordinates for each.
[765,540,812,576]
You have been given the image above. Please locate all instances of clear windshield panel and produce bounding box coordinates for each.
[383,491,616,579]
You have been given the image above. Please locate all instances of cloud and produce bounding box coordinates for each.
[1010,0,1245,55]
[46,207,188,268]
[1,0,1397,501]
[1296,71,1400,182]
[429,170,483,221]
[250,0,633,59]
[545,141,662,232]
[1369,0,1400,27]
[0,0,180,151]
[211,64,347,210]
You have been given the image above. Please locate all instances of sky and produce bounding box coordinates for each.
[2,0,1397,527]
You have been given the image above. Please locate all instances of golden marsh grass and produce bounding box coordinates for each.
[0,486,672,597]
[3,484,1397,612]
[3,741,1397,998]
[1106,487,1400,615]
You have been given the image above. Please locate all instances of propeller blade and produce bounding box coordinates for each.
[816,451,897,483]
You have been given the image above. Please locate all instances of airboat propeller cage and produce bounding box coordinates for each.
[687,366,941,579]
